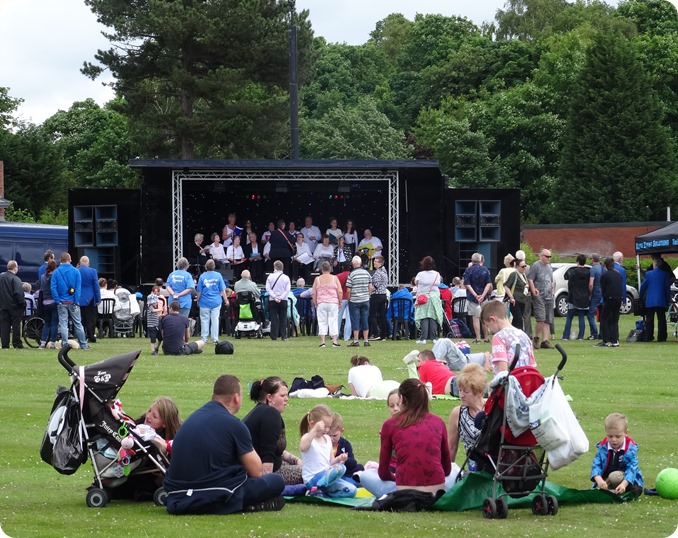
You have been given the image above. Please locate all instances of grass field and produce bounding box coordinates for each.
[1,315,677,537]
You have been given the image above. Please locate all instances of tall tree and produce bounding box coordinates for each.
[0,87,22,131]
[42,99,139,188]
[82,0,314,159]
[554,31,677,223]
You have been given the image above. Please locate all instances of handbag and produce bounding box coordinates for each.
[415,273,439,306]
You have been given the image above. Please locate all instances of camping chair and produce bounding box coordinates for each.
[388,297,413,340]
[296,297,317,336]
[97,298,116,339]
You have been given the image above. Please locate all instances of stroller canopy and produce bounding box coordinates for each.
[81,350,141,402]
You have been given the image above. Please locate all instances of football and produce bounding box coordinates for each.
[655,468,678,500]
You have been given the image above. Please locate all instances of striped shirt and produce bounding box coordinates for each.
[347,268,371,303]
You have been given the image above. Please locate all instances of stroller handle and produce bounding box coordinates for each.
[554,343,567,372]
[508,344,521,372]
[58,345,77,373]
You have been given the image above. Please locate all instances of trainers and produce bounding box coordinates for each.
[594,342,607,348]
[415,339,426,344]
[38,344,46,349]
[243,495,285,512]
[369,335,381,341]
[348,341,360,347]
[332,342,341,348]
[319,343,326,348]
[587,335,598,340]
[610,341,620,347]
[80,344,91,350]
[363,341,371,347]
[150,351,158,356]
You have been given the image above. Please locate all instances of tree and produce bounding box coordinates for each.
[82,0,314,159]
[42,99,139,188]
[554,31,677,223]
[300,97,409,159]
[0,87,22,131]
[0,125,65,217]
[369,13,414,65]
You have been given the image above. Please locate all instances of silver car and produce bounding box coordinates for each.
[551,263,639,317]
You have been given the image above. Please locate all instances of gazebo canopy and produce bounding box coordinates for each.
[634,221,678,256]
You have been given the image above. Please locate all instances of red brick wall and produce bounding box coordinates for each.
[523,222,668,259]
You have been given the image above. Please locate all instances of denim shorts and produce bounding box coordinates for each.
[349,301,369,332]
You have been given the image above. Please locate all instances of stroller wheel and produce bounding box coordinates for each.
[531,493,549,516]
[496,497,508,519]
[482,497,497,519]
[235,332,241,339]
[153,487,168,507]
[86,487,108,508]
[546,494,558,516]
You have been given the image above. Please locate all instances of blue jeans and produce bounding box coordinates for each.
[587,294,601,337]
[200,306,220,343]
[57,303,87,347]
[41,302,59,344]
[349,301,369,332]
[359,469,396,498]
[306,464,357,498]
[338,299,352,340]
[563,306,586,340]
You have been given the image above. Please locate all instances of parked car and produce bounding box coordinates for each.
[551,263,639,317]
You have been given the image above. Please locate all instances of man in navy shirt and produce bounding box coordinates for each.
[164,375,285,514]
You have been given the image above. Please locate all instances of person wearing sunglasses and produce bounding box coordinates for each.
[527,249,555,349]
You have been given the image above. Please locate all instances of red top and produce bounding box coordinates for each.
[336,270,350,298]
[378,412,451,486]
[418,360,456,395]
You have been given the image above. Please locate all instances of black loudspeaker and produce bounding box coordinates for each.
[217,268,234,283]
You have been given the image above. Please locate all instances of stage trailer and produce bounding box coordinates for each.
[68,160,520,287]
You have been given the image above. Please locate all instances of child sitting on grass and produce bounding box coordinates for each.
[329,413,364,481]
[299,404,356,498]
[591,412,643,494]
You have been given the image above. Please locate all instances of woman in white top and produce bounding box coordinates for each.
[414,255,444,345]
[313,234,335,271]
[292,233,313,282]
[347,356,399,399]
[208,233,227,268]
[226,235,246,279]
[494,253,516,302]
[325,217,343,244]
[343,219,359,255]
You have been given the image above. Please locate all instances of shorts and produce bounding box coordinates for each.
[179,341,201,355]
[147,326,158,343]
[532,296,554,324]
[467,300,483,317]
[349,301,370,332]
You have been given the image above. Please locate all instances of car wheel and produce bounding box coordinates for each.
[555,293,568,317]
[620,294,634,315]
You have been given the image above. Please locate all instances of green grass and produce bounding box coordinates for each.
[2,315,678,537]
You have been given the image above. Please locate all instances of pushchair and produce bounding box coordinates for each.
[113,288,137,338]
[40,346,169,507]
[467,344,568,519]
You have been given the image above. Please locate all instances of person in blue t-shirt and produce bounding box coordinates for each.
[166,257,195,317]
[196,259,229,345]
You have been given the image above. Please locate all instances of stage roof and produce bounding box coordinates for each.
[128,159,441,172]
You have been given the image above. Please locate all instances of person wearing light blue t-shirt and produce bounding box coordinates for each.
[196,259,229,344]
[166,257,196,317]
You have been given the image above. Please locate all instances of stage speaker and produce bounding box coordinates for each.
[217,268,234,282]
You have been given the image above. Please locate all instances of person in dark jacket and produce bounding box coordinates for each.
[639,257,672,342]
[562,254,591,340]
[0,260,25,349]
[598,258,623,347]
[78,256,101,343]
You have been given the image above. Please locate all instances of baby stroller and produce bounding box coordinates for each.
[40,346,169,507]
[468,344,567,519]
[113,288,136,338]
[234,291,264,339]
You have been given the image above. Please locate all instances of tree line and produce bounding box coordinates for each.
[1,0,677,224]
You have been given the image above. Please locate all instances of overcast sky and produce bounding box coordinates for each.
[0,0,637,125]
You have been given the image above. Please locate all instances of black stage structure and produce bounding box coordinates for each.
[68,160,520,287]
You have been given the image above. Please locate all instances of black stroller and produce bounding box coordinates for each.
[41,346,169,507]
[467,344,567,519]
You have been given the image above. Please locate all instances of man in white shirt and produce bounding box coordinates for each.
[358,229,383,258]
[300,216,321,253]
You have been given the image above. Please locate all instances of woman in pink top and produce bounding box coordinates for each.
[312,261,343,348]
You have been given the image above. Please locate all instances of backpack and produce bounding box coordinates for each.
[290,375,325,393]
[215,340,235,355]
[40,386,87,475]
[452,317,473,338]
[448,319,462,338]
[355,488,444,512]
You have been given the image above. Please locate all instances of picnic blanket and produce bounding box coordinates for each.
[285,471,640,511]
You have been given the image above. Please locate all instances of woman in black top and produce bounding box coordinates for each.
[242,377,302,484]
